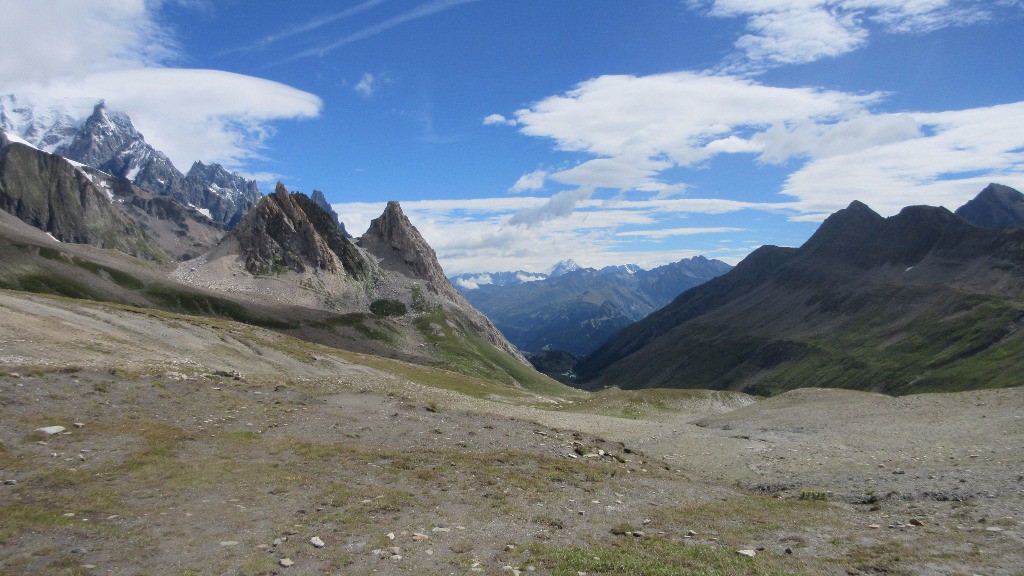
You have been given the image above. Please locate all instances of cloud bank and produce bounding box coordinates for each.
[0,1,322,171]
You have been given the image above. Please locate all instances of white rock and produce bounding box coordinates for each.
[737,549,757,557]
[279,558,294,567]
[37,426,66,435]
[310,536,325,548]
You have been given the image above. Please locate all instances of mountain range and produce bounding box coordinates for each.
[452,257,732,356]
[1,95,259,227]
[0,100,546,391]
[577,183,1024,395]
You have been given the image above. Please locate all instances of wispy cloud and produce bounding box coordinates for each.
[279,0,481,64]
[690,0,1008,70]
[220,0,390,57]
[618,227,746,239]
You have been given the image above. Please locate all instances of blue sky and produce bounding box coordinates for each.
[3,1,1024,274]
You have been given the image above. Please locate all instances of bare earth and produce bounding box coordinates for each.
[0,290,1021,575]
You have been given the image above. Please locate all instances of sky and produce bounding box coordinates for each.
[2,0,1024,275]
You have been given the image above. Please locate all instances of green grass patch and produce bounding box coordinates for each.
[370,298,407,317]
[0,271,103,301]
[529,538,808,576]
[71,256,145,289]
[142,285,292,329]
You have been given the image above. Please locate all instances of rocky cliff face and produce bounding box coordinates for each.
[232,183,368,278]
[0,142,167,260]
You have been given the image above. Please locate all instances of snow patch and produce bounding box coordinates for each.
[126,165,141,180]
[188,203,213,220]
[2,130,37,149]
[46,232,61,243]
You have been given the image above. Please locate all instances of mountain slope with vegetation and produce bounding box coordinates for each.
[578,186,1024,395]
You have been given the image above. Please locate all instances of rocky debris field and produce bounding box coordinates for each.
[0,290,1022,575]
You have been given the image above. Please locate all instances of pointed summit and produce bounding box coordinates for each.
[310,189,350,237]
[360,201,455,298]
[231,183,368,278]
[955,183,1024,228]
[549,259,581,277]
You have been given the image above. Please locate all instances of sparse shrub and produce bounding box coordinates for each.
[370,298,407,317]
[799,489,829,501]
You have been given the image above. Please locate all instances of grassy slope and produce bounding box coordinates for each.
[0,231,567,394]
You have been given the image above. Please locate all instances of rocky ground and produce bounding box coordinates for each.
[0,290,1021,575]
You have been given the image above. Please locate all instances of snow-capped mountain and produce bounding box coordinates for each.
[0,95,81,153]
[0,96,261,227]
[548,258,581,277]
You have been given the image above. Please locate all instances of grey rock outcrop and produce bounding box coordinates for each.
[231,183,368,278]
[0,142,167,260]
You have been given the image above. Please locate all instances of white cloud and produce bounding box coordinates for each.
[510,169,547,193]
[502,71,878,224]
[618,227,747,239]
[355,73,378,98]
[779,102,1024,215]
[0,2,322,171]
[334,195,778,274]
[0,1,176,84]
[483,113,517,126]
[694,0,1005,68]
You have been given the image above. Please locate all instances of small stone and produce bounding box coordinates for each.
[633,531,645,537]
[73,423,85,429]
[387,546,402,555]
[63,512,75,518]
[220,541,239,546]
[386,532,395,540]
[686,529,698,537]
[909,519,925,527]
[71,548,86,554]
[3,480,16,486]
[893,469,906,475]
[272,538,283,547]
[737,549,756,557]
[985,526,1004,532]
[432,526,451,533]
[505,544,516,551]
[390,554,402,561]
[279,558,294,567]
[784,547,793,554]
[412,533,429,541]
[868,524,882,529]
[310,536,325,548]
[37,426,66,435]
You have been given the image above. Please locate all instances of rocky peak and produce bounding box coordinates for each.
[232,183,368,278]
[549,259,581,277]
[57,102,144,169]
[310,189,350,237]
[955,183,1024,228]
[359,201,457,299]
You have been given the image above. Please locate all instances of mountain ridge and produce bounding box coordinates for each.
[576,185,1024,395]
